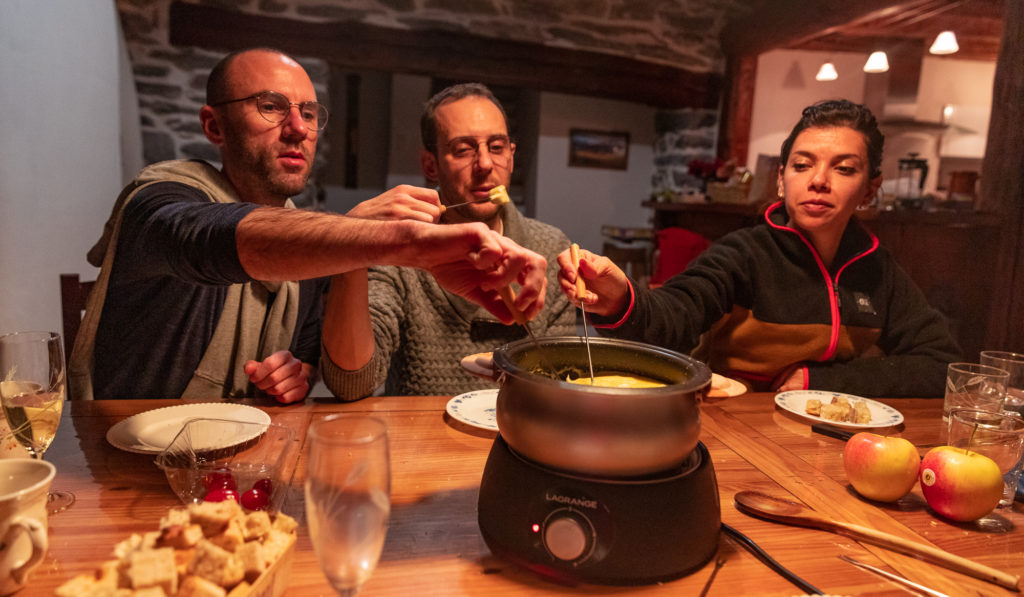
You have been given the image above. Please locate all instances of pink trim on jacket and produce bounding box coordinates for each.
[762,201,879,364]
[593,280,636,329]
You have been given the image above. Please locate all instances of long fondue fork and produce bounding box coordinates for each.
[498,286,555,376]
[570,244,595,383]
[440,185,511,213]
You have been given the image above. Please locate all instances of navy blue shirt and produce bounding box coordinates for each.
[92,182,325,399]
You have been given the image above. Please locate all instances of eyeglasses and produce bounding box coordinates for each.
[211,90,329,130]
[443,135,514,166]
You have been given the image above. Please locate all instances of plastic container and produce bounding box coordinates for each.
[155,418,298,513]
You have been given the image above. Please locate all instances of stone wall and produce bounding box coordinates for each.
[115,0,751,202]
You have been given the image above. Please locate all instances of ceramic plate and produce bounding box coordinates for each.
[709,373,747,398]
[459,352,494,380]
[446,389,498,431]
[774,390,903,429]
[106,402,271,454]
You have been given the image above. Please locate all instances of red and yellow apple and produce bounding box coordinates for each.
[919,446,1004,522]
[842,432,921,502]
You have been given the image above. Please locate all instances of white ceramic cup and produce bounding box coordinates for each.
[0,459,54,595]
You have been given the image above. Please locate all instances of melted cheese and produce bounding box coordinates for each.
[565,373,665,388]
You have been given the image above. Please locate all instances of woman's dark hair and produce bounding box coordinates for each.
[779,99,884,179]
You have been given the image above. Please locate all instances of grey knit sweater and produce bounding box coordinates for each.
[321,206,576,398]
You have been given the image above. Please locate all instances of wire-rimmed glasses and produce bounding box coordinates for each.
[211,90,329,130]
[442,134,514,169]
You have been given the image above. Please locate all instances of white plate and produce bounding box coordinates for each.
[709,373,747,398]
[446,389,498,431]
[774,390,904,429]
[106,402,271,454]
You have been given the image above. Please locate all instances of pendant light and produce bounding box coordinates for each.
[863,51,889,73]
[815,62,838,81]
[929,31,959,55]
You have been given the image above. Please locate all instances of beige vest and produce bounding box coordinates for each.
[69,160,299,400]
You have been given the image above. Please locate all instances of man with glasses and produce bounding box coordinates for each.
[70,51,549,403]
[321,83,575,398]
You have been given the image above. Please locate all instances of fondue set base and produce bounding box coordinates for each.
[478,435,721,586]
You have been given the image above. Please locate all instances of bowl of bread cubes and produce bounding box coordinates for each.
[154,418,299,514]
[56,499,298,597]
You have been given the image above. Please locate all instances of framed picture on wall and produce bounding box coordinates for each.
[568,129,629,170]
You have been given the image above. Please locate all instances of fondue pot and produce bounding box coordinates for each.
[477,337,721,585]
[492,336,710,477]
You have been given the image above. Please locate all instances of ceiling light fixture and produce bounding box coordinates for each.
[929,31,959,55]
[815,62,838,81]
[863,51,889,73]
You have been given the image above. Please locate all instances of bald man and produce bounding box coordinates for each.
[70,48,547,402]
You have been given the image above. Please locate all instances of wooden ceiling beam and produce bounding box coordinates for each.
[720,0,932,57]
[168,1,720,109]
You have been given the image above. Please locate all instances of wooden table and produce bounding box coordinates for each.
[27,394,1024,596]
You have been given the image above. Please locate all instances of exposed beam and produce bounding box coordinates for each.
[168,1,720,109]
[720,0,923,57]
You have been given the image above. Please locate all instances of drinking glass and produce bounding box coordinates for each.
[946,408,1024,508]
[0,331,75,514]
[981,351,1024,503]
[980,350,1024,416]
[305,415,390,596]
[942,362,1008,421]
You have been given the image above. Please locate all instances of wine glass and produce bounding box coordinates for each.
[305,414,390,596]
[0,331,75,513]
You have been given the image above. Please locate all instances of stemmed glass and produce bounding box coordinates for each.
[0,331,75,513]
[305,414,390,596]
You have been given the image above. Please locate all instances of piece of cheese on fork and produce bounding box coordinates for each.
[488,185,511,205]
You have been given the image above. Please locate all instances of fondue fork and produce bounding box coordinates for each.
[498,286,556,376]
[839,555,950,597]
[570,244,595,383]
[440,185,511,213]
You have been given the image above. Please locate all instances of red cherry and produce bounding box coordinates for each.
[252,478,273,494]
[202,468,236,491]
[204,488,239,503]
[241,488,269,511]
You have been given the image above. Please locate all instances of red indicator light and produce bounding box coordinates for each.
[531,523,540,533]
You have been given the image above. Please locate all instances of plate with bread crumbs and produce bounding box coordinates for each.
[774,390,903,429]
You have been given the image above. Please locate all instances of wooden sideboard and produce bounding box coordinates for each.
[643,200,1001,359]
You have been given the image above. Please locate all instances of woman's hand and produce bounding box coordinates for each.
[556,247,630,318]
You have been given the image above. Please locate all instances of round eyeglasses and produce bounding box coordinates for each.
[211,90,329,130]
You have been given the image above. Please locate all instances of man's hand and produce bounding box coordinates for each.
[244,350,310,404]
[556,247,630,318]
[345,185,441,223]
[409,224,548,324]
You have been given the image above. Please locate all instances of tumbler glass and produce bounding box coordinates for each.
[942,362,1008,421]
[980,351,1024,416]
[946,408,1024,507]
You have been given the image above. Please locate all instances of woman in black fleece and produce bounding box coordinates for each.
[557,100,960,397]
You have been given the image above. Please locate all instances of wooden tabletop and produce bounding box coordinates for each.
[26,393,1024,596]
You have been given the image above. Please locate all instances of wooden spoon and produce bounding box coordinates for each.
[734,490,1020,591]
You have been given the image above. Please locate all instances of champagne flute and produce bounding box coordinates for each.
[0,331,75,513]
[305,414,390,596]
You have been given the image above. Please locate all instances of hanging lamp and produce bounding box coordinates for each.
[863,51,889,73]
[929,31,959,55]
[815,62,838,81]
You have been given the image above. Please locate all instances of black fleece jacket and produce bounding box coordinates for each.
[592,202,961,397]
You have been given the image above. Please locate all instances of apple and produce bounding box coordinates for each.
[842,432,921,502]
[919,446,1004,522]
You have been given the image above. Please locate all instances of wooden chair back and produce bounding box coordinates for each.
[60,274,95,363]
